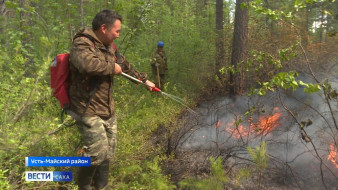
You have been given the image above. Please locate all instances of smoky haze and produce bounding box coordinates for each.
[177,74,338,189]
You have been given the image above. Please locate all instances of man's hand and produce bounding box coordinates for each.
[144,80,155,91]
[114,63,122,75]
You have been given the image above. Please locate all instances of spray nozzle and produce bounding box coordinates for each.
[152,87,161,93]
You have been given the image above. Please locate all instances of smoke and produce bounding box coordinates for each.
[177,74,338,188]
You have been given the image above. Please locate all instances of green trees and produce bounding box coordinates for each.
[0,0,215,188]
[0,0,336,189]
[248,141,269,189]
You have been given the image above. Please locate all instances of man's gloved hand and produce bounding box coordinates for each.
[155,63,160,67]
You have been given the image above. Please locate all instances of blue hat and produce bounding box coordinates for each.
[157,41,164,47]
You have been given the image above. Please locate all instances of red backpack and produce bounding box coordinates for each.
[50,53,71,109]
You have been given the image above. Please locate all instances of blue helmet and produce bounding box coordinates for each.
[157,41,164,47]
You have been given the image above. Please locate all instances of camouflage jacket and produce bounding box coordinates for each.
[69,29,147,118]
[151,50,167,74]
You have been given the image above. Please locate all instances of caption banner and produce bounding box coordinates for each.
[25,157,91,167]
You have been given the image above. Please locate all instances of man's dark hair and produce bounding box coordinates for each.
[92,10,122,31]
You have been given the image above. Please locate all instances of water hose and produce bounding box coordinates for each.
[121,72,162,93]
[121,72,198,115]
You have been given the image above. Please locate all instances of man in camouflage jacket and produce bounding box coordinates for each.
[150,41,167,88]
[69,10,155,190]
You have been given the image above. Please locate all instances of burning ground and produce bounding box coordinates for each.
[164,75,338,189]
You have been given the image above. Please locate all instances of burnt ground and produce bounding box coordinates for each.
[157,47,338,190]
[161,149,308,190]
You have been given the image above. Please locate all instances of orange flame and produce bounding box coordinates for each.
[255,112,282,135]
[226,125,249,139]
[328,143,338,169]
[226,107,282,138]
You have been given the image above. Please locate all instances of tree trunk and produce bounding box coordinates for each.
[205,0,209,15]
[195,0,209,17]
[324,5,329,43]
[230,0,249,95]
[196,0,204,15]
[305,5,311,45]
[0,0,7,47]
[0,0,5,16]
[263,0,269,26]
[19,0,34,73]
[215,0,224,81]
[80,0,84,28]
[319,3,324,43]
[67,0,73,41]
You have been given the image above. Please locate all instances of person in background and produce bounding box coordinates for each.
[150,41,167,88]
[69,9,155,190]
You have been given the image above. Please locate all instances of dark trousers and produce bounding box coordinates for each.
[77,159,110,190]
